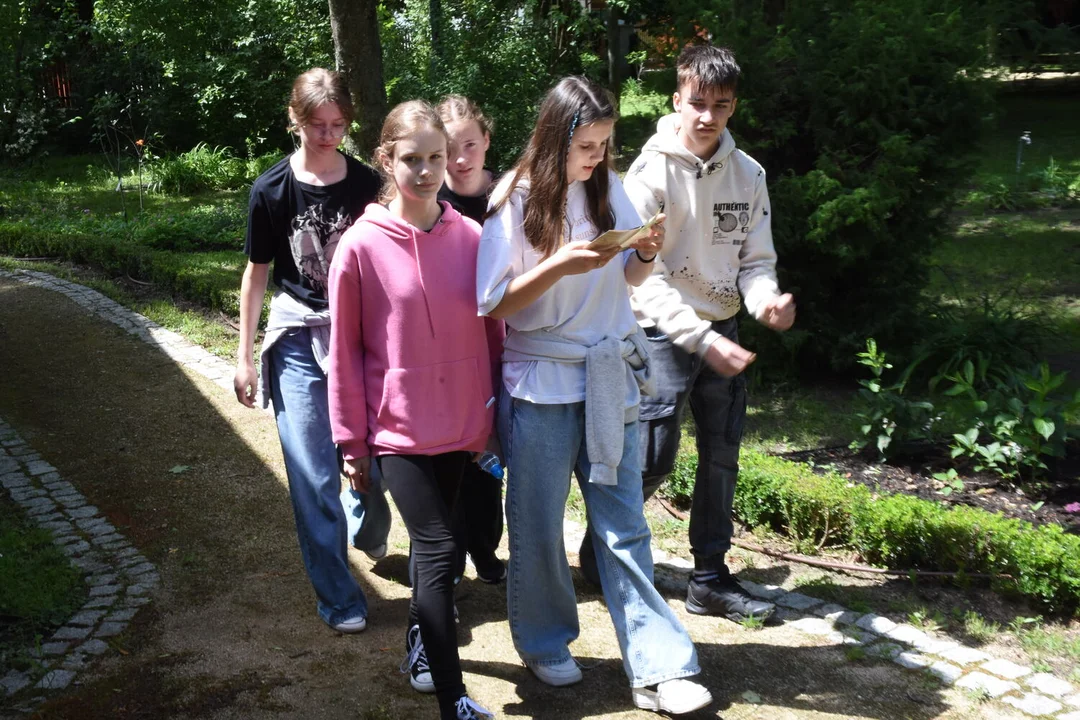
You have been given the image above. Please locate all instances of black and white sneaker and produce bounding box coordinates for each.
[400,624,435,693]
[455,695,494,719]
[685,574,775,622]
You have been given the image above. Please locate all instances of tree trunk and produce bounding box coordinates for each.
[327,0,387,161]
[606,5,623,109]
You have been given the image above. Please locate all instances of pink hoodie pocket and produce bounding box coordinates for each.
[375,358,487,451]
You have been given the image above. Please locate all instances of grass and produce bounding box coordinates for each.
[973,95,1080,186]
[961,610,1001,644]
[907,608,946,634]
[0,493,88,672]
[0,155,246,222]
[929,210,1080,356]
[1016,620,1080,660]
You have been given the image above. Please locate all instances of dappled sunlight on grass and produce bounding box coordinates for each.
[930,209,1080,354]
[744,385,857,453]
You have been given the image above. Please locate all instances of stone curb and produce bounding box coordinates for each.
[559,490,1077,718]
[0,422,158,708]
[650,539,1074,716]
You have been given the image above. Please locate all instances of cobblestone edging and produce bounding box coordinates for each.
[0,421,159,706]
[4,267,1080,718]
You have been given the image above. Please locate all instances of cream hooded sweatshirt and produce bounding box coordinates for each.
[624,114,780,357]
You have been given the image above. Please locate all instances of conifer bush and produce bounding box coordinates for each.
[665,0,1003,372]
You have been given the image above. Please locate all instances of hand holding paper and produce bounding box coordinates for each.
[586,208,665,251]
[628,212,665,260]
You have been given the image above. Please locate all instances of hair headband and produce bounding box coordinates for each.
[567,105,582,154]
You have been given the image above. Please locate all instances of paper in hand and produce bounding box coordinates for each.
[585,207,663,251]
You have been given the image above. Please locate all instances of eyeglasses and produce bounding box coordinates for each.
[302,124,349,140]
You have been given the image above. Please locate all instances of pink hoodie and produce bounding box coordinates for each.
[328,201,503,461]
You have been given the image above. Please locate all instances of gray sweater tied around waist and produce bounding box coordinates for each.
[502,326,654,486]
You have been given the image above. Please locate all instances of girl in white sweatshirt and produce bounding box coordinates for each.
[476,76,712,716]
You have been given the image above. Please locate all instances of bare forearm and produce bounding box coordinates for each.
[237,262,270,364]
[487,256,566,319]
[624,252,655,286]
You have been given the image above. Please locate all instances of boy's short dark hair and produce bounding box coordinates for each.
[676,44,741,96]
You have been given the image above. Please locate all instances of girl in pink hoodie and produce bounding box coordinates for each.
[327,100,500,720]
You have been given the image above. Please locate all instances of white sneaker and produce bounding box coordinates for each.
[632,678,712,714]
[331,615,367,633]
[363,543,388,560]
[455,695,494,719]
[400,624,435,693]
[526,657,582,687]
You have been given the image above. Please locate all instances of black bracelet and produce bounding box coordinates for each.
[635,250,656,263]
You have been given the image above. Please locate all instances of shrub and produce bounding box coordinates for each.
[850,339,937,458]
[656,0,1000,373]
[848,328,1076,479]
[0,221,245,315]
[944,361,1080,480]
[149,145,277,194]
[658,450,697,507]
[728,448,1080,613]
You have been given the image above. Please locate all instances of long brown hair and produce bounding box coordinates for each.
[490,76,616,258]
[373,100,449,203]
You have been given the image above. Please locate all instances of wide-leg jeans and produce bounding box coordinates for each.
[498,388,700,687]
[267,326,385,626]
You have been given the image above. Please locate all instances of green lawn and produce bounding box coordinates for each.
[0,155,246,221]
[930,210,1080,354]
[973,94,1080,185]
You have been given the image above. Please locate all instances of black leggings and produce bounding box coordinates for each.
[378,452,467,719]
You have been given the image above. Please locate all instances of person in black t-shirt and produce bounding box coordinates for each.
[233,68,384,633]
[435,95,506,585]
[437,95,497,225]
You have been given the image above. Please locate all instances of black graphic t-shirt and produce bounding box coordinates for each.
[437,169,497,224]
[245,153,381,309]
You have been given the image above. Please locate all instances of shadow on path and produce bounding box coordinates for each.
[0,275,955,719]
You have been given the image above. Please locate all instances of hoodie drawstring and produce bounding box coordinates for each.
[411,225,438,339]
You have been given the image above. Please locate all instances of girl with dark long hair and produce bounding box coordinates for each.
[477,76,712,715]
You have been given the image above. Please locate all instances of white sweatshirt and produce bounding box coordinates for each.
[624,114,780,357]
[477,169,642,406]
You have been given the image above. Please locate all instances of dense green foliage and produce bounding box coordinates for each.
[3,0,333,158]
[651,0,998,371]
[379,0,597,168]
[727,448,1080,613]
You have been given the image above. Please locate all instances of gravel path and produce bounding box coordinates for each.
[3,266,1079,720]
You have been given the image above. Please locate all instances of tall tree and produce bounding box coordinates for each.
[327,0,387,159]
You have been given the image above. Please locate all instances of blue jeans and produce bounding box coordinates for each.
[342,462,392,555]
[267,327,387,626]
[498,388,700,687]
[639,319,746,570]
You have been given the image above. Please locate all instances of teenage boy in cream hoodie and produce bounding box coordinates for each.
[582,44,796,622]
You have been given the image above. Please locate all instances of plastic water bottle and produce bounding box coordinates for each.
[477,451,504,480]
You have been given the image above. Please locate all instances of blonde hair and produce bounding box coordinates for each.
[436,94,494,137]
[287,68,355,131]
[375,100,449,202]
